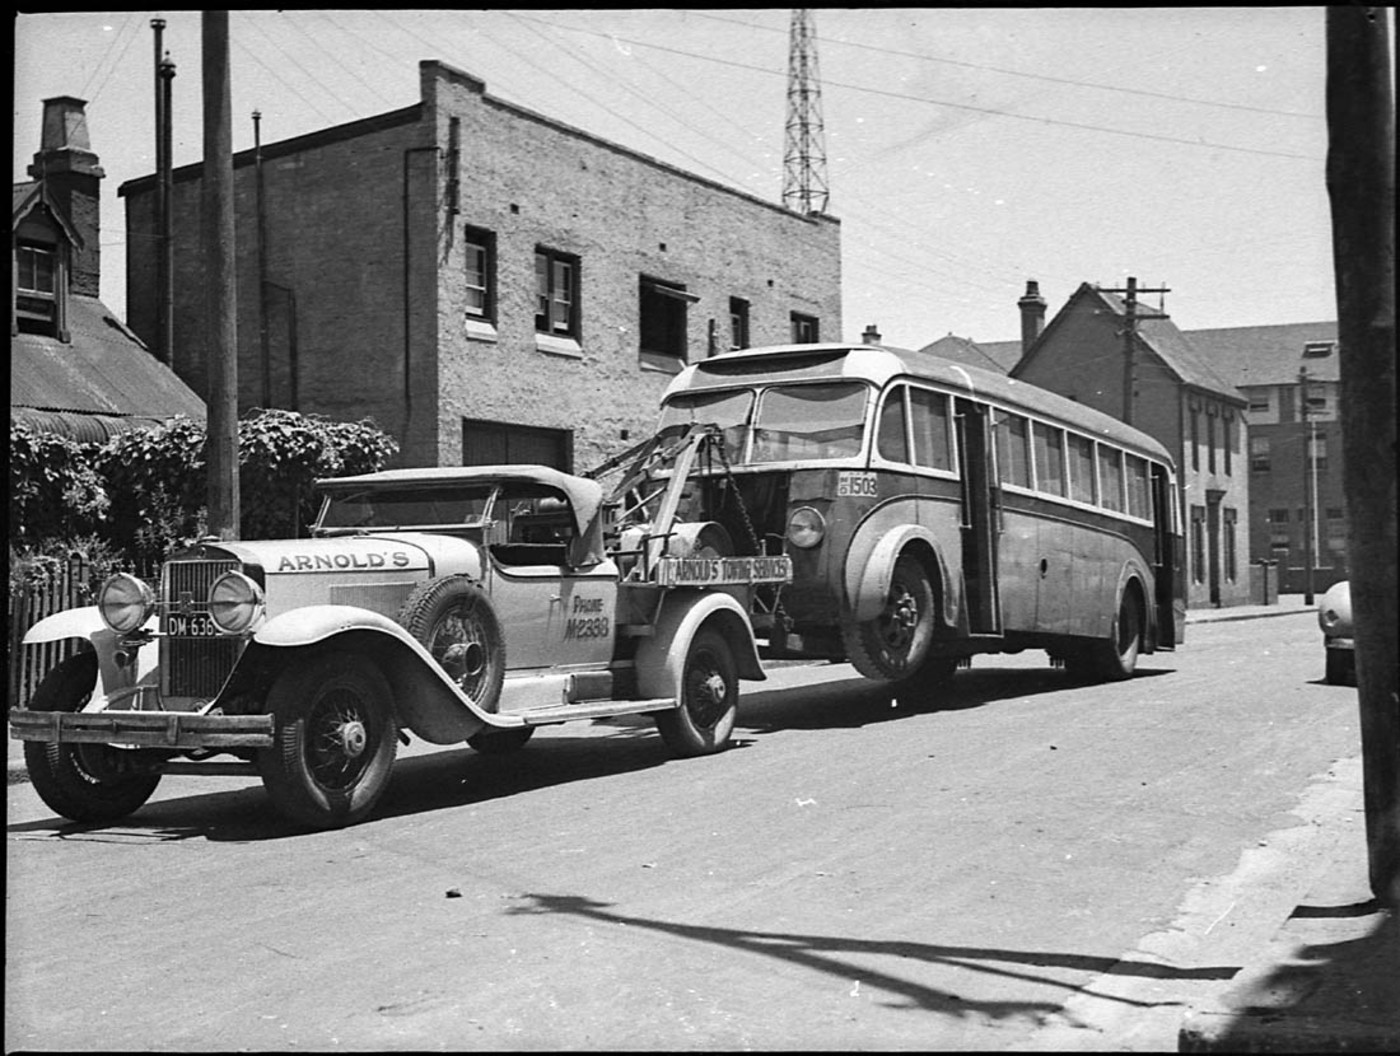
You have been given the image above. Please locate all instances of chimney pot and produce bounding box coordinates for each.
[862,323,882,345]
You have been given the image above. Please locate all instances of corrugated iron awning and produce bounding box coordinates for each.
[10,407,174,444]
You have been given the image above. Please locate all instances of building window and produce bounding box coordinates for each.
[1191,408,1200,471]
[1223,507,1238,583]
[1248,391,1271,414]
[1206,410,1217,474]
[463,226,495,322]
[1223,412,1234,476]
[535,248,579,337]
[15,240,59,336]
[1190,505,1206,584]
[791,312,819,343]
[729,297,750,351]
[1308,432,1328,473]
[462,418,573,472]
[639,276,698,373]
[1250,436,1270,473]
[1302,340,1335,358]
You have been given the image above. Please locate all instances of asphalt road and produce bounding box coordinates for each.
[6,610,1361,1051]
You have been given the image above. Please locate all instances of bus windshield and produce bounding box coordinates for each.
[658,389,753,462]
[751,382,868,463]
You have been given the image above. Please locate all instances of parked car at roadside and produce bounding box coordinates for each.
[1317,580,1356,686]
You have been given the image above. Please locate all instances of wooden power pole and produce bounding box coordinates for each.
[202,11,240,540]
[1326,5,1398,905]
[1101,277,1170,427]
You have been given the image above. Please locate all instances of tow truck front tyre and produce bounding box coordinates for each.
[655,628,738,757]
[257,651,397,830]
[23,651,162,824]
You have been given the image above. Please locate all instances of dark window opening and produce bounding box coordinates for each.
[464,226,496,322]
[729,297,750,351]
[463,418,573,473]
[639,277,695,373]
[15,241,59,336]
[790,312,819,343]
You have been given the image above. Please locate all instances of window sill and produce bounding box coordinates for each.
[464,317,498,343]
[535,333,583,358]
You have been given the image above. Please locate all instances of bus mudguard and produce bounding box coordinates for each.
[847,524,958,630]
[635,590,765,701]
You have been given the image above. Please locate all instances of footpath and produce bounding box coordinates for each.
[8,595,1396,1051]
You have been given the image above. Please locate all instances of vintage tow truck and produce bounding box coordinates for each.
[10,426,790,829]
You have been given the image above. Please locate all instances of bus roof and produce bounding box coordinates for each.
[665,343,1174,465]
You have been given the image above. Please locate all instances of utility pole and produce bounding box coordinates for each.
[1325,4,1397,906]
[151,18,175,368]
[782,9,829,214]
[254,110,271,410]
[1101,277,1170,427]
[202,11,239,540]
[1299,366,1316,605]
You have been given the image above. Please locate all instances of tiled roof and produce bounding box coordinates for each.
[1184,321,1340,386]
[11,294,205,422]
[918,334,1021,373]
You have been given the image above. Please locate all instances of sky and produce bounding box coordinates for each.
[13,8,1351,350]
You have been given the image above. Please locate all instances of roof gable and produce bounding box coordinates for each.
[12,180,83,247]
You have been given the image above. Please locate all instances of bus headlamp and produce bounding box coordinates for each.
[208,571,265,634]
[786,506,826,549]
[98,573,157,634]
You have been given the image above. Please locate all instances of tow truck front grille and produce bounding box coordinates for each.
[160,558,242,700]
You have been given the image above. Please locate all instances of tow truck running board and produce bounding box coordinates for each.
[516,697,675,727]
[9,710,275,749]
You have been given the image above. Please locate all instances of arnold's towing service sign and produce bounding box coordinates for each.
[654,555,793,588]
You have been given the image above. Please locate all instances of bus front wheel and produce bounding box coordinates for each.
[844,554,937,681]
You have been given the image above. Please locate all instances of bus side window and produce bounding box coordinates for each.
[912,388,953,471]
[877,386,910,463]
[1069,433,1096,504]
[1098,446,1125,513]
[997,413,1031,487]
[1126,454,1151,518]
[1032,421,1066,497]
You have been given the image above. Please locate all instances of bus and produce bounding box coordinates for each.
[647,342,1185,696]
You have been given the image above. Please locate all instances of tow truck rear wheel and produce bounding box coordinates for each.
[257,651,397,829]
[655,627,738,757]
[23,651,162,824]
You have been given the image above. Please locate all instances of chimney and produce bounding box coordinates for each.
[1017,279,1046,356]
[27,96,105,298]
[861,323,882,345]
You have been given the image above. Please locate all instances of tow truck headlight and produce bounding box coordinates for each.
[208,571,265,634]
[787,506,826,549]
[98,573,156,634]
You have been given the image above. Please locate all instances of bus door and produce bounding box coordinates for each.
[955,399,1001,633]
[1151,464,1185,647]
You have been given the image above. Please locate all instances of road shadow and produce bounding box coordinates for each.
[738,663,1173,734]
[6,726,681,842]
[1186,903,1400,1050]
[505,891,1236,1025]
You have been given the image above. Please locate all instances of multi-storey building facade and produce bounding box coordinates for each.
[119,60,842,470]
[1188,323,1344,594]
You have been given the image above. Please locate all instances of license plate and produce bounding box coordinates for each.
[167,612,217,637]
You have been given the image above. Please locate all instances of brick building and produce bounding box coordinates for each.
[118,60,842,471]
[1007,281,1251,609]
[13,96,204,442]
[1188,323,1344,594]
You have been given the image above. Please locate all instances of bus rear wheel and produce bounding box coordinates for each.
[844,554,937,681]
[1082,587,1143,682]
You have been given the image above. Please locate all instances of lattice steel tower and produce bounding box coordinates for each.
[782,9,829,214]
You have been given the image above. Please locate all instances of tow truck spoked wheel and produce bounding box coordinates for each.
[656,627,738,757]
[397,576,506,714]
[257,651,397,829]
[844,553,937,681]
[23,651,162,824]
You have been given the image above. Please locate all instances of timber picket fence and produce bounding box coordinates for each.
[7,554,95,710]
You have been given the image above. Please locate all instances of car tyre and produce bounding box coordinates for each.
[397,576,505,713]
[655,627,738,757]
[23,651,162,824]
[257,651,397,829]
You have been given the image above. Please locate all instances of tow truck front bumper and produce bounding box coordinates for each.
[9,710,275,750]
